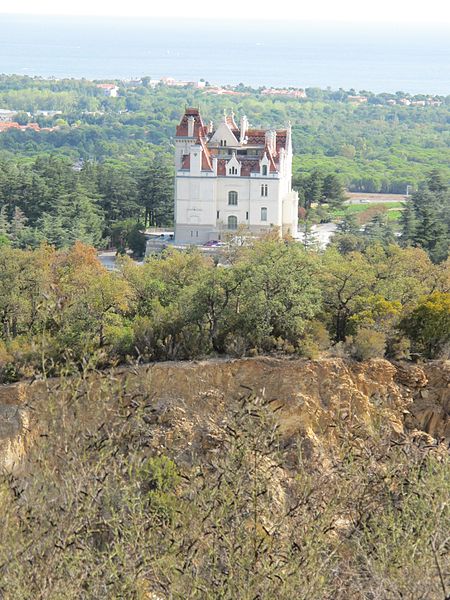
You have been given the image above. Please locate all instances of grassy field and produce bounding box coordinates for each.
[332,201,406,224]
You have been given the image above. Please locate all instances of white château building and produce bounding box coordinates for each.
[174,108,298,244]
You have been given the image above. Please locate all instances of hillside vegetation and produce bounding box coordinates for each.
[0,357,448,599]
[0,235,448,384]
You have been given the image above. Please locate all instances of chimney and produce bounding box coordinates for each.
[187,115,195,137]
[265,130,276,154]
[240,115,248,143]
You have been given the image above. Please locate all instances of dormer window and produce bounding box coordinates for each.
[220,140,227,147]
[262,165,268,176]
[229,166,238,175]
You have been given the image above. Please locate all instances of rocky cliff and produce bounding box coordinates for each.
[0,357,448,472]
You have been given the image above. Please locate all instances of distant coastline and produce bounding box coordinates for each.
[1,14,449,95]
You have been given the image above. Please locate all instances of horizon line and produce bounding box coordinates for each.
[1,12,449,25]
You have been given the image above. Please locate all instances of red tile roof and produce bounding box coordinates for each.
[176,110,289,176]
[226,113,239,130]
[199,136,213,171]
[0,122,42,132]
[176,108,208,138]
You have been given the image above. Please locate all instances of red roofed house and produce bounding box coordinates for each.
[174,108,298,243]
[96,83,119,97]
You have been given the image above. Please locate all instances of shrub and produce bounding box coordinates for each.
[348,328,386,361]
[304,320,331,350]
[298,337,320,359]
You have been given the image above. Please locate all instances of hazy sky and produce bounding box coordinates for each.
[2,0,450,23]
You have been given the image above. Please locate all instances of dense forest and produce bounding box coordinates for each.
[0,75,449,256]
[0,75,449,195]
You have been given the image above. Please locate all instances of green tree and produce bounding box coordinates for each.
[322,173,346,208]
[400,291,450,358]
[399,201,417,245]
[138,156,174,227]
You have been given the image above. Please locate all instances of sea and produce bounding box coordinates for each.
[1,14,449,95]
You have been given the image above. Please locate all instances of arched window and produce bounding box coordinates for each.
[228,215,238,230]
[228,191,238,206]
[229,166,238,175]
[262,165,268,176]
[261,207,268,221]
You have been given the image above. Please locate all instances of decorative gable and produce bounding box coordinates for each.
[226,153,241,177]
[260,152,270,176]
[209,121,239,147]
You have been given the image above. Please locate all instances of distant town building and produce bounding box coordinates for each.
[96,83,119,97]
[35,110,63,117]
[174,108,298,244]
[159,76,208,88]
[0,109,17,122]
[347,95,368,104]
[0,122,54,133]
[261,88,307,99]
[203,87,248,96]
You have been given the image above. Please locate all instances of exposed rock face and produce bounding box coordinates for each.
[400,361,450,442]
[0,386,30,471]
[0,358,448,471]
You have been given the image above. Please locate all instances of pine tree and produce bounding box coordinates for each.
[337,213,359,235]
[9,207,32,248]
[303,170,324,209]
[400,201,417,245]
[0,206,10,246]
[426,169,448,193]
[138,156,174,228]
[322,173,346,208]
[413,189,448,263]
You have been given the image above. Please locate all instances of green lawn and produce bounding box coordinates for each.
[332,201,405,218]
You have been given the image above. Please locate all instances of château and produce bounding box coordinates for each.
[174,108,298,244]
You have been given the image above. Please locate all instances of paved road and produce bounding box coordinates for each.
[345,193,407,205]
[297,223,337,249]
[98,251,143,270]
[98,251,118,270]
[99,223,338,268]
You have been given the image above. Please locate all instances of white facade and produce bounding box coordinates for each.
[174,109,298,244]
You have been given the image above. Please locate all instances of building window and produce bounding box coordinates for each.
[228,191,238,206]
[261,184,268,197]
[229,166,238,175]
[228,215,238,230]
[246,211,249,220]
[190,231,193,237]
[262,165,268,176]
[261,207,268,221]
[196,230,199,237]
[220,140,227,147]
[217,210,220,219]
